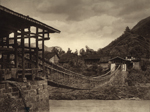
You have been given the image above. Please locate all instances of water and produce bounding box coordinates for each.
[50,100,150,112]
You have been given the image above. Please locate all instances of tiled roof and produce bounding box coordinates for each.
[0,5,60,33]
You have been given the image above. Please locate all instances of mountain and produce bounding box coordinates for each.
[30,43,63,52]
[98,16,150,58]
[132,16,150,38]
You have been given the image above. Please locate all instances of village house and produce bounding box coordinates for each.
[126,56,141,70]
[109,56,140,71]
[109,56,131,71]
[84,55,100,65]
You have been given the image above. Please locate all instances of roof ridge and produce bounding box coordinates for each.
[0,5,60,33]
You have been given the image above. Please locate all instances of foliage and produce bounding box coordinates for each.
[67,48,72,54]
[82,64,103,76]
[96,24,150,58]
[79,48,86,56]
[63,63,70,69]
[141,60,150,71]
[126,69,150,85]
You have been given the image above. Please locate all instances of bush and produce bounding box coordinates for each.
[63,63,70,69]
[127,69,146,85]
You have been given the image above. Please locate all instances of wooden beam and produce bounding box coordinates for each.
[38,49,43,51]
[0,43,15,46]
[17,32,44,38]
[17,31,30,35]
[24,51,36,53]
[38,37,50,41]
[37,31,48,34]
[10,35,50,39]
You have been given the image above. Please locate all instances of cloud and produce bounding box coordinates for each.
[37,14,123,51]
[1,0,150,52]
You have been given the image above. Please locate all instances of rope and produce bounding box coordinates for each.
[18,54,122,89]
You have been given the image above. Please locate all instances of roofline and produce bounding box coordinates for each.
[109,56,131,62]
[0,5,61,33]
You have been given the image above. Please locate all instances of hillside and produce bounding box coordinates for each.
[132,16,150,38]
[98,16,150,58]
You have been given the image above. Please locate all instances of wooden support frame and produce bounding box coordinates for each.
[28,27,32,68]
[42,29,45,76]
[0,26,53,82]
[35,27,39,79]
[6,35,10,67]
[21,28,25,80]
[1,37,4,69]
[14,30,18,68]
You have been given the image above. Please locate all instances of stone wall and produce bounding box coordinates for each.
[0,80,49,112]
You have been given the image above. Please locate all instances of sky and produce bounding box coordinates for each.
[1,0,150,52]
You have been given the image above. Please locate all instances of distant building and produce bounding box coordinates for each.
[126,56,140,70]
[109,56,131,71]
[109,56,140,71]
[84,55,100,65]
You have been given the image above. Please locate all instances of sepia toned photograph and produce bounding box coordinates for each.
[0,0,150,112]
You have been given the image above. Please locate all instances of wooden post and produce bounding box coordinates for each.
[28,27,31,68]
[6,35,10,68]
[21,28,25,80]
[13,30,18,80]
[42,29,45,77]
[14,30,18,68]
[1,37,4,69]
[35,27,39,78]
[0,69,3,82]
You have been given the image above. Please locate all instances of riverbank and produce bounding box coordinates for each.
[49,100,150,112]
[48,84,150,100]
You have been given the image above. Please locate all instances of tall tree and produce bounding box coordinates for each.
[80,48,85,56]
[67,48,72,54]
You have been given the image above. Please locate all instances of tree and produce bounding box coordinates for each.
[124,26,131,34]
[80,48,85,56]
[59,50,65,56]
[67,48,72,54]
[74,49,78,55]
[85,45,96,54]
[52,47,58,54]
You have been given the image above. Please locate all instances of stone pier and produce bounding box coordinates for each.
[0,80,49,112]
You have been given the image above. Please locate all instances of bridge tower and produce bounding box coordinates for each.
[0,5,60,112]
